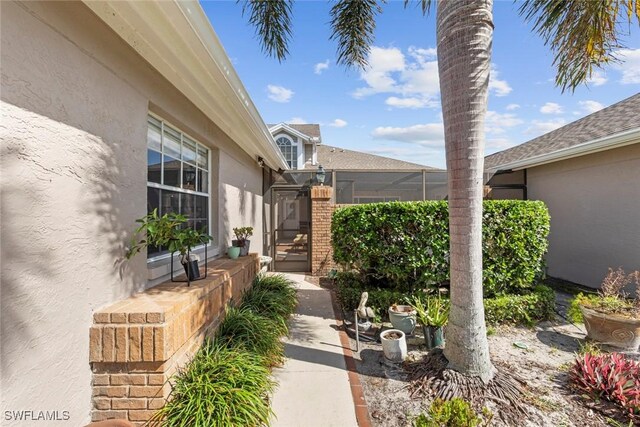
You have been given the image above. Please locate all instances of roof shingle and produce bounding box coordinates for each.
[311,145,438,170]
[485,93,640,170]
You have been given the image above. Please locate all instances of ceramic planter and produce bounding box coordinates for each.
[182,260,201,281]
[388,305,417,335]
[227,246,241,259]
[380,329,407,362]
[232,239,251,256]
[581,306,640,351]
[422,325,445,349]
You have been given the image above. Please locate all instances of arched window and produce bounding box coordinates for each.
[276,136,298,169]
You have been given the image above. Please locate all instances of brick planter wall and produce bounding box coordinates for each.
[311,186,337,276]
[89,255,259,425]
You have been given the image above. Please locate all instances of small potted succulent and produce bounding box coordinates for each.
[127,209,211,282]
[232,226,254,256]
[570,268,640,351]
[388,303,417,335]
[409,295,449,349]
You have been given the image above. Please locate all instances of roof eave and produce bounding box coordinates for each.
[488,127,640,171]
[269,123,312,142]
[83,0,289,171]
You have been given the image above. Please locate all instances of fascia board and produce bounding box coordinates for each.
[268,123,312,142]
[83,0,288,171]
[489,128,640,171]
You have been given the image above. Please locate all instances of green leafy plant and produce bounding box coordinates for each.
[233,226,254,247]
[570,352,640,419]
[409,295,449,327]
[414,398,492,427]
[332,200,550,296]
[126,209,211,260]
[215,306,285,367]
[570,268,640,322]
[241,276,297,335]
[483,285,556,326]
[151,341,275,427]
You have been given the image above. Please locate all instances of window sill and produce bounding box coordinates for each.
[146,244,220,285]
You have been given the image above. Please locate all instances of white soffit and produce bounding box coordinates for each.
[83,0,288,171]
[492,128,640,171]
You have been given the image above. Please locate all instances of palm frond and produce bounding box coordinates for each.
[520,0,640,92]
[240,0,293,62]
[403,0,432,16]
[330,0,383,69]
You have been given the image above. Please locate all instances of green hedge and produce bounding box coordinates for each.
[332,200,550,296]
[336,272,555,326]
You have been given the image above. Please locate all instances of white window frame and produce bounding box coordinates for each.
[146,113,214,263]
[275,134,298,169]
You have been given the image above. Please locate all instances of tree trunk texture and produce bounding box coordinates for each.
[437,0,495,383]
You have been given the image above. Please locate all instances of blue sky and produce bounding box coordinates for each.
[203,1,640,169]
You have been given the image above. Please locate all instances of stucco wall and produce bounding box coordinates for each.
[1,1,264,424]
[527,143,640,288]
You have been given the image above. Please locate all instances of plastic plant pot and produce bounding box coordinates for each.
[423,325,445,349]
[182,260,201,281]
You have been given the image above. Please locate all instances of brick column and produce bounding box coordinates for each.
[310,186,336,276]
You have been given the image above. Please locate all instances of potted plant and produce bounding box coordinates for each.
[388,303,417,335]
[232,226,254,256]
[227,245,241,260]
[409,295,449,349]
[380,329,407,362]
[127,209,211,282]
[571,268,640,351]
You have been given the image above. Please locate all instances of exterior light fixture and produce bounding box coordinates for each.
[316,164,326,186]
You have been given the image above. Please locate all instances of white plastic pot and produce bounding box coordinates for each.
[380,329,407,362]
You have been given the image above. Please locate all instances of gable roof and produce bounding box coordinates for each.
[485,93,640,170]
[268,123,321,142]
[309,145,438,170]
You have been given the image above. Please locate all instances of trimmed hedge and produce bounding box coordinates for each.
[483,285,556,326]
[336,272,555,326]
[332,200,550,296]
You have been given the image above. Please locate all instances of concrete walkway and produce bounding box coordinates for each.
[271,274,359,427]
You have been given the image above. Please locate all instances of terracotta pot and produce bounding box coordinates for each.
[581,306,640,351]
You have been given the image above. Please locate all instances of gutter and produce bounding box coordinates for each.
[489,127,640,171]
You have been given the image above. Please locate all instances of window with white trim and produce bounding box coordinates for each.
[276,136,297,169]
[146,115,211,258]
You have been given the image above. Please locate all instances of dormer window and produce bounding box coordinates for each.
[276,136,298,169]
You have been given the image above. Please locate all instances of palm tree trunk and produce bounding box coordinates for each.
[437,0,495,383]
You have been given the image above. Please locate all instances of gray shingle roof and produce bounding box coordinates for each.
[485,93,640,170]
[267,123,321,140]
[310,145,438,170]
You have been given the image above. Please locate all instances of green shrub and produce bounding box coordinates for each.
[215,306,285,366]
[414,398,490,427]
[152,341,275,427]
[332,200,550,296]
[483,285,556,325]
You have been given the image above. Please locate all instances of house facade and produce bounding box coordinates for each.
[1,1,287,424]
[486,93,640,288]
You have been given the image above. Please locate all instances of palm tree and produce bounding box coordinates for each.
[240,0,640,383]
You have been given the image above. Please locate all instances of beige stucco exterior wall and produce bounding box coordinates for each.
[1,1,264,424]
[526,143,640,288]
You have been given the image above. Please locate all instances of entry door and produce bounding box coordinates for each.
[273,188,310,272]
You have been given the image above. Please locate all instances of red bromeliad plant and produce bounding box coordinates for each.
[570,352,640,418]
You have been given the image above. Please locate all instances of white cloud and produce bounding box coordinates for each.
[613,48,640,84]
[288,117,307,124]
[328,119,348,128]
[371,123,444,147]
[385,97,433,109]
[506,103,520,111]
[267,85,294,103]
[486,138,515,151]
[586,70,608,86]
[540,102,563,114]
[314,60,330,75]
[352,46,440,109]
[526,118,567,135]
[489,65,512,97]
[578,100,605,114]
[485,111,523,134]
